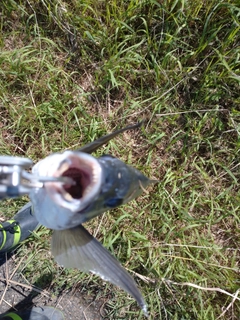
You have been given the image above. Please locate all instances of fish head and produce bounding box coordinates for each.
[30,151,103,229]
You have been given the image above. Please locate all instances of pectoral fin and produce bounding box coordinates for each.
[77,122,143,154]
[51,225,148,316]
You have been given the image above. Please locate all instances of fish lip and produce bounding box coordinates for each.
[33,151,102,212]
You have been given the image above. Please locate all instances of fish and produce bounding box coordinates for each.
[29,123,156,317]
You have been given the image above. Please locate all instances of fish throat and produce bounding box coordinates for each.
[62,167,90,199]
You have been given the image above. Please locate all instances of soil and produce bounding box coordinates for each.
[0,254,105,320]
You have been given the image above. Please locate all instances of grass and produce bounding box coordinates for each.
[0,0,239,318]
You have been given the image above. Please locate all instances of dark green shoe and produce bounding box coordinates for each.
[0,306,64,320]
[0,202,39,253]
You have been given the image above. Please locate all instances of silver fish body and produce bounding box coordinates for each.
[29,123,155,317]
[30,152,151,230]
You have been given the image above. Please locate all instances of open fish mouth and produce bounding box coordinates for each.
[33,151,103,212]
[62,167,88,199]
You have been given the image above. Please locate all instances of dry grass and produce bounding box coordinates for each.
[0,0,239,319]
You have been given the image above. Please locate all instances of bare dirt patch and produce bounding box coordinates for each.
[0,254,104,320]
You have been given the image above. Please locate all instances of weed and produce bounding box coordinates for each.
[0,0,239,319]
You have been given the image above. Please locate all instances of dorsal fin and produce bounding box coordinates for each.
[77,122,143,154]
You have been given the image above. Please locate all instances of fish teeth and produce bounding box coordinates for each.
[92,164,100,183]
[64,192,73,202]
[58,160,71,175]
[84,185,92,195]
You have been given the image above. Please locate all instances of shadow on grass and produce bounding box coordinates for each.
[0,253,55,319]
